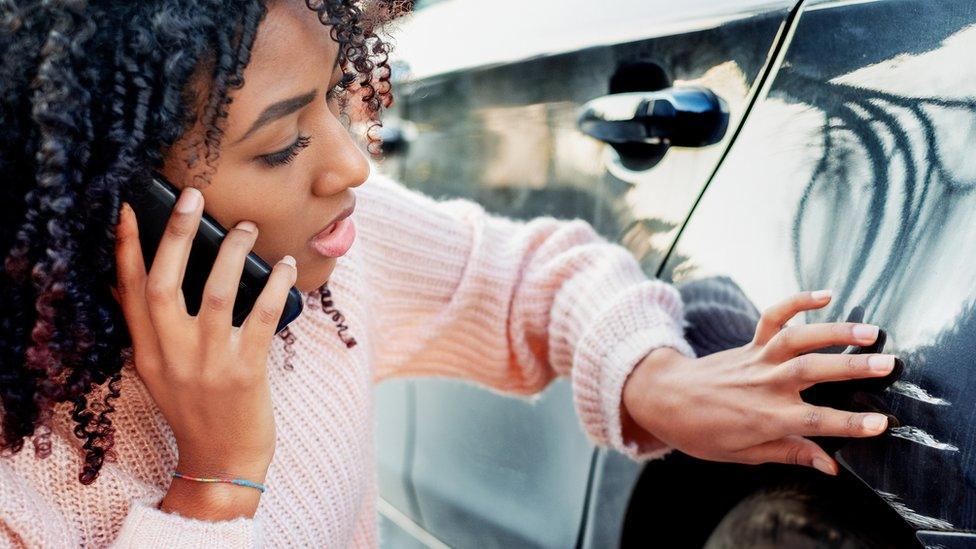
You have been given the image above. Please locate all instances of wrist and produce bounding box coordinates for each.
[622,346,689,437]
[159,460,269,520]
[160,477,263,520]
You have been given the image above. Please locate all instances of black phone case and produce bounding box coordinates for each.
[126,170,304,335]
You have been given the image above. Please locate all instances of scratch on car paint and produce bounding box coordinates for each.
[876,490,954,530]
[888,426,959,452]
[888,381,951,406]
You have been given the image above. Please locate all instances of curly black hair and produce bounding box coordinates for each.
[0,0,412,485]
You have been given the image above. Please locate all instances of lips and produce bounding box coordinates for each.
[309,203,356,257]
[313,203,355,242]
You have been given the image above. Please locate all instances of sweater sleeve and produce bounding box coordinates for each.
[0,456,263,548]
[355,170,697,461]
[108,497,264,548]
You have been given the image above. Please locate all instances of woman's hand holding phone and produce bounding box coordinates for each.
[112,186,296,520]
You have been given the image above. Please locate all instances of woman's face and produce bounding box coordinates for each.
[159,0,370,293]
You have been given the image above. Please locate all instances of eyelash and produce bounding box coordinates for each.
[258,133,312,168]
[256,80,348,168]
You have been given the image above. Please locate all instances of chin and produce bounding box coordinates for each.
[294,256,337,293]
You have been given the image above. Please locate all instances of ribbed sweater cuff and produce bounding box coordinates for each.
[109,497,263,548]
[572,280,697,462]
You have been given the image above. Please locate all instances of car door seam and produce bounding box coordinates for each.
[656,0,810,278]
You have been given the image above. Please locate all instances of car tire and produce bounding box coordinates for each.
[702,483,916,549]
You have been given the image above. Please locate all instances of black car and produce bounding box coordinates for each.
[369,0,976,547]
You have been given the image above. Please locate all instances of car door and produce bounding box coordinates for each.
[658,0,976,543]
[373,0,798,546]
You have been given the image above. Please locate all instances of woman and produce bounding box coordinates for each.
[0,0,900,546]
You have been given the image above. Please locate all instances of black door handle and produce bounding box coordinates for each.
[577,87,730,151]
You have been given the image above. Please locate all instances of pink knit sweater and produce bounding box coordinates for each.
[0,168,696,547]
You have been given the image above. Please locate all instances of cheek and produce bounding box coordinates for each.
[251,220,309,262]
[196,173,333,284]
[247,210,334,281]
[251,220,338,290]
[200,189,303,261]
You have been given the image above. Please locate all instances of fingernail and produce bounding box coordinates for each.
[812,456,834,475]
[811,289,832,300]
[118,202,131,223]
[236,220,257,233]
[868,354,895,373]
[176,187,201,213]
[279,255,296,267]
[853,323,879,342]
[863,413,888,432]
[894,357,905,374]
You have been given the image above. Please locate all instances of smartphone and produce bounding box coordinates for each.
[125,170,304,335]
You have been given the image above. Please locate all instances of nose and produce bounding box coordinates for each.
[310,114,371,197]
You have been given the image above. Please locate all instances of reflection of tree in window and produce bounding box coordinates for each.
[780,72,976,320]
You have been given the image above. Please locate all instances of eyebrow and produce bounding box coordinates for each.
[232,54,342,145]
[232,90,316,145]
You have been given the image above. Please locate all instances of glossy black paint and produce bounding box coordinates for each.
[916,531,976,548]
[663,0,976,537]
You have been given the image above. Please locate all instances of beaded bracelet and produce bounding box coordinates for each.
[170,471,267,493]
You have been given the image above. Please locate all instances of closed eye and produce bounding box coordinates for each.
[258,134,312,168]
[256,76,353,168]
